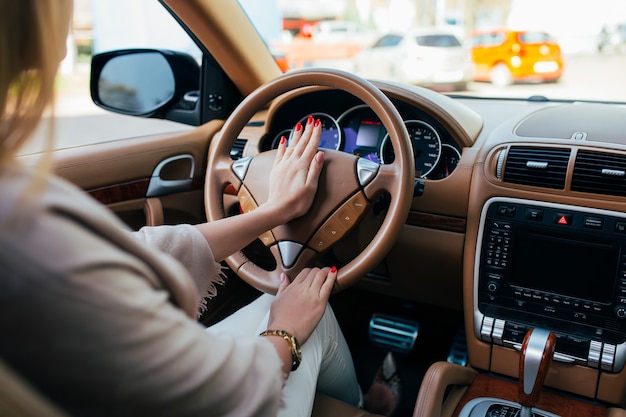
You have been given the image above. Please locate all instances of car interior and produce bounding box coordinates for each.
[8,0,626,416]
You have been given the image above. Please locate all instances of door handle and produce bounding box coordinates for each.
[146,154,195,197]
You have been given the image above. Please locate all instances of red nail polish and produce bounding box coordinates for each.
[314,119,321,127]
[307,115,313,125]
[330,265,337,273]
[295,122,302,132]
[280,135,286,145]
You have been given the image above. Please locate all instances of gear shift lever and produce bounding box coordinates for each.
[518,328,556,417]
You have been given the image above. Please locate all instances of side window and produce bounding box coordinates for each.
[24,0,198,155]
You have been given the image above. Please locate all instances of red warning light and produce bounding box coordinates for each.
[557,216,568,225]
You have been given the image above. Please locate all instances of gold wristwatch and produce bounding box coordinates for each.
[260,329,302,371]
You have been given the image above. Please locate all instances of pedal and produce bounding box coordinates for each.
[447,325,468,366]
[368,313,419,354]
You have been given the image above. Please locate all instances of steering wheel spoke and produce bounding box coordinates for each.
[363,163,404,200]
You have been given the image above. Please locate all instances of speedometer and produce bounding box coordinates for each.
[381,120,442,178]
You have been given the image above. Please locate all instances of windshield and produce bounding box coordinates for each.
[239,0,626,103]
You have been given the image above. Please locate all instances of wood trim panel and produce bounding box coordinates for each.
[87,176,204,205]
[451,374,608,417]
[87,179,150,205]
[406,210,466,233]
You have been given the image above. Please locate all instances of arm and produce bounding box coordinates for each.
[195,116,324,262]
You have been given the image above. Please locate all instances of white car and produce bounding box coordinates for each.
[353,28,473,91]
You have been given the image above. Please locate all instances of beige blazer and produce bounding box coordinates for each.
[0,163,283,416]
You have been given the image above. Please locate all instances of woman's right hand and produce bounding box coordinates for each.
[266,266,337,345]
[262,116,325,225]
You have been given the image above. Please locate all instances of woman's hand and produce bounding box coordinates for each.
[194,116,324,262]
[264,116,325,225]
[266,266,337,345]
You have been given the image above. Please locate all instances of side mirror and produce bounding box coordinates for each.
[90,49,200,123]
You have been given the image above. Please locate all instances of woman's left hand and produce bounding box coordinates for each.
[266,266,337,345]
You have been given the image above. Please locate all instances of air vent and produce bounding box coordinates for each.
[572,151,626,197]
[501,147,570,189]
[229,138,247,160]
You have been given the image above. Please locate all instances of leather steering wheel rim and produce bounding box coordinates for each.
[205,68,414,294]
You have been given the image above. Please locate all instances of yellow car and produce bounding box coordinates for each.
[469,29,564,87]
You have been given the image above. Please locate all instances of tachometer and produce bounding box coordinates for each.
[381,120,442,178]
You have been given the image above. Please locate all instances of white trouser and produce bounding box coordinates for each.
[207,293,362,416]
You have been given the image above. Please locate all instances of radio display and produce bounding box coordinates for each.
[510,230,619,304]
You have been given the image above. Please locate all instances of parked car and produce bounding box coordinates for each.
[598,22,626,52]
[468,29,564,86]
[352,28,473,91]
[9,0,626,416]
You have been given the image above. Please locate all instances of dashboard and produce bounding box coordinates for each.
[240,83,626,407]
[261,89,463,180]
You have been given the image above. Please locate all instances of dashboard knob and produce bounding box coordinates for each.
[615,306,626,320]
[487,281,500,293]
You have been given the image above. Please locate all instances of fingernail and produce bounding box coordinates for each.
[295,122,302,132]
[307,115,313,125]
[330,265,337,273]
[280,273,287,282]
[280,135,286,145]
[314,119,321,127]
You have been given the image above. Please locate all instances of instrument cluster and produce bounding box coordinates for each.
[267,99,462,180]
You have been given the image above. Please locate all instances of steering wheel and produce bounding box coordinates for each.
[205,68,414,294]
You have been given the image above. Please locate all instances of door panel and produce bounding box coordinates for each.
[19,120,225,230]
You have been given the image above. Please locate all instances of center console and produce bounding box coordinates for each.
[474,197,626,372]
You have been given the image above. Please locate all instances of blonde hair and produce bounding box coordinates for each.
[0,0,72,163]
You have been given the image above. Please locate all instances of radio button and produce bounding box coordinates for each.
[616,222,626,233]
[583,216,603,230]
[525,208,544,221]
[615,306,626,319]
[497,205,516,217]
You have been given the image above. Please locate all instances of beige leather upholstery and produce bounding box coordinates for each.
[413,361,478,417]
[313,392,385,417]
[0,356,381,417]
[609,408,626,417]
[0,358,67,417]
